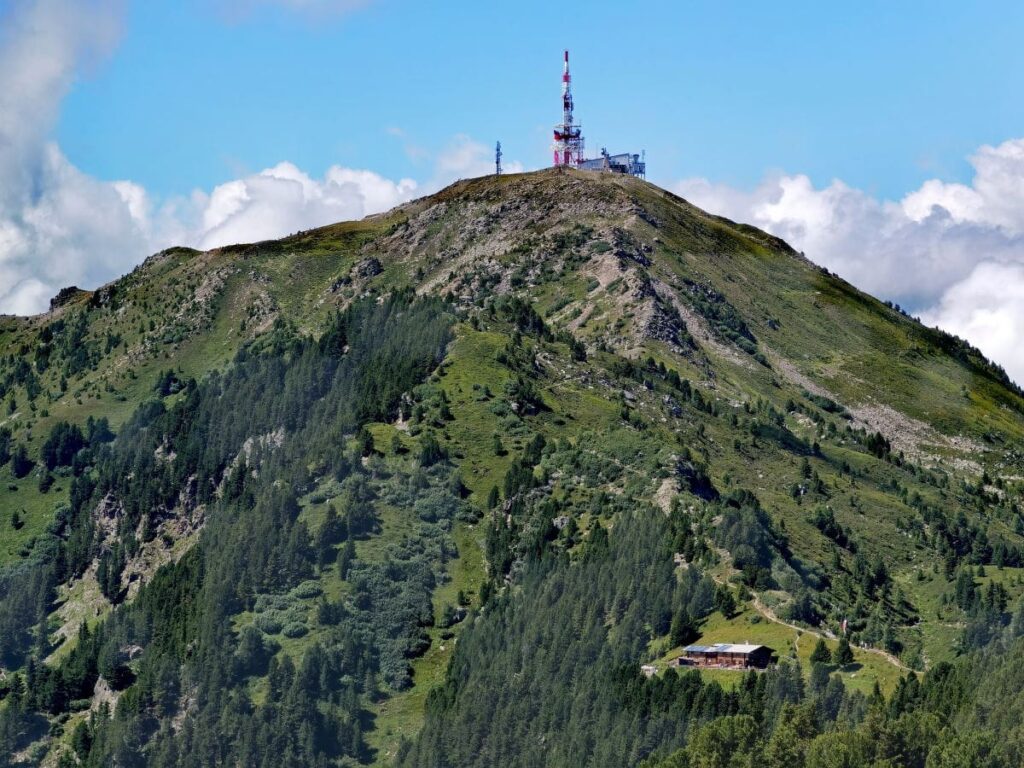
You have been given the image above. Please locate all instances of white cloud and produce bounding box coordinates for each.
[920,262,1024,384]
[178,138,526,255]
[675,139,1024,307]
[0,0,123,209]
[0,0,141,314]
[431,134,524,186]
[0,1,525,316]
[674,141,1024,382]
[0,142,164,313]
[182,140,523,254]
[192,163,418,250]
[902,140,1024,233]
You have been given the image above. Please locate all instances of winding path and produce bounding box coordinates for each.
[749,591,915,674]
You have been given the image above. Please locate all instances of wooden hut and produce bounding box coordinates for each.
[679,643,772,669]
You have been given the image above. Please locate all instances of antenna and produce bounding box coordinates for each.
[495,141,503,176]
[552,50,584,167]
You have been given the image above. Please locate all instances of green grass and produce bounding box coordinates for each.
[432,326,516,502]
[652,604,906,696]
[0,465,68,565]
[897,565,1024,667]
[366,521,486,765]
[244,425,491,766]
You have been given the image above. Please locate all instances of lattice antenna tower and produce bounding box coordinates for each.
[552,50,584,167]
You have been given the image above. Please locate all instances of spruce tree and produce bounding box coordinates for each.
[833,637,854,666]
[337,538,356,579]
[10,443,32,478]
[670,609,696,647]
[810,638,831,664]
[714,585,737,618]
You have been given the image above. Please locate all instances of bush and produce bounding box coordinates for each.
[419,433,446,467]
[234,625,278,677]
[10,444,33,479]
[254,594,293,613]
[290,580,324,599]
[0,427,10,466]
[714,585,738,618]
[254,614,283,635]
[282,622,308,638]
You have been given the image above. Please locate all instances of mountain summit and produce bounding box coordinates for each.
[1,169,1023,767]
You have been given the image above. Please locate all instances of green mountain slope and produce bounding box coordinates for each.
[1,169,1023,767]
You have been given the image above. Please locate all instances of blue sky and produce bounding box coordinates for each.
[4,0,1024,381]
[54,0,1024,200]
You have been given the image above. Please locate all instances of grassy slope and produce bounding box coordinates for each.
[652,605,904,696]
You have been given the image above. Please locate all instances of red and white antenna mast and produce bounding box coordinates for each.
[552,50,584,167]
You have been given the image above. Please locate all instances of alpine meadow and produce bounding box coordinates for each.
[2,168,1024,768]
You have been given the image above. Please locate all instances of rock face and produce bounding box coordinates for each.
[353,256,383,279]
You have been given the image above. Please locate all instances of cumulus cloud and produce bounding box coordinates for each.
[181,136,525,253]
[0,141,435,314]
[191,163,418,250]
[432,134,524,185]
[674,139,1024,382]
[920,263,1024,383]
[0,0,123,207]
[0,143,153,313]
[903,141,1024,233]
[0,0,138,313]
[0,1,526,316]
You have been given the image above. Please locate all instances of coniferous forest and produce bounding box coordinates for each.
[1,294,457,766]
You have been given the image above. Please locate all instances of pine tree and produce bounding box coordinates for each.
[337,538,356,580]
[833,637,854,666]
[714,585,737,618]
[10,443,32,479]
[810,638,831,664]
[356,427,375,457]
[670,608,696,647]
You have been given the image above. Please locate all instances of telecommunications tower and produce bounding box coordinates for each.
[495,141,503,175]
[552,50,584,167]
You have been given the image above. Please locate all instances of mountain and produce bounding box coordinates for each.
[1,169,1023,767]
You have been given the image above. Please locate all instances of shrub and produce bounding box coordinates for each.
[254,614,283,635]
[290,580,324,599]
[11,444,33,479]
[254,594,293,613]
